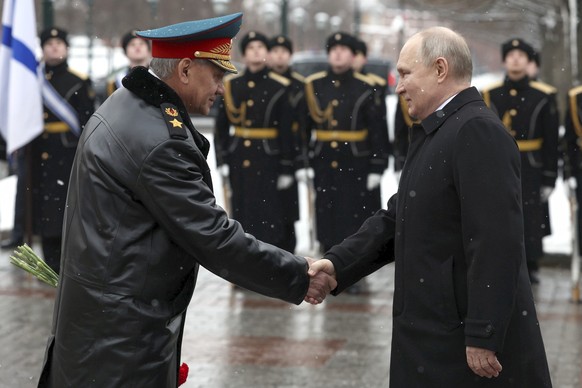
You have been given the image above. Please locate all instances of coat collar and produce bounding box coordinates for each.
[420,87,483,135]
[122,66,210,157]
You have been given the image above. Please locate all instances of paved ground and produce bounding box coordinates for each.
[0,241,580,388]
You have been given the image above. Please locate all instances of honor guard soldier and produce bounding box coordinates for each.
[304,32,389,255]
[32,27,96,272]
[481,38,560,284]
[353,38,391,166]
[392,95,418,176]
[563,85,582,257]
[214,31,298,252]
[104,29,151,99]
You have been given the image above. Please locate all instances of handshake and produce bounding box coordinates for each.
[304,258,337,305]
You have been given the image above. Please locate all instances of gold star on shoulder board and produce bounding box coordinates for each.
[169,118,183,128]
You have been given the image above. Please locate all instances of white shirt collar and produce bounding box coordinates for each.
[436,93,458,111]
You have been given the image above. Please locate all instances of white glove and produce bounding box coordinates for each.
[277,174,294,190]
[218,164,229,178]
[366,173,382,191]
[568,177,577,190]
[540,186,553,202]
[394,170,402,184]
[295,168,314,183]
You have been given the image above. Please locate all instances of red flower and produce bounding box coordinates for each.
[178,362,189,386]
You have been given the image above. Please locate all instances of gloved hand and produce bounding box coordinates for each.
[218,164,229,178]
[540,186,553,202]
[366,173,382,191]
[295,168,314,183]
[568,177,578,190]
[277,174,294,190]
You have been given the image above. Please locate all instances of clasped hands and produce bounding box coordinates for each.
[304,257,336,304]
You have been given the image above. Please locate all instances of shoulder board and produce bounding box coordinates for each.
[479,80,503,93]
[291,71,305,83]
[305,71,328,84]
[268,71,291,86]
[530,80,557,95]
[67,67,89,80]
[367,73,387,86]
[224,72,242,84]
[354,71,374,86]
[160,103,188,140]
[569,85,582,98]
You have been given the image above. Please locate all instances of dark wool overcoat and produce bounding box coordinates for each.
[37,66,309,388]
[326,87,552,387]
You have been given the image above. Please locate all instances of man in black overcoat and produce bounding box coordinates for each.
[308,27,552,387]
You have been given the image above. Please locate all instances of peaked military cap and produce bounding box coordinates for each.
[239,31,269,54]
[501,38,535,61]
[40,27,69,47]
[136,12,243,73]
[326,32,357,54]
[354,38,367,57]
[121,29,151,54]
[268,35,293,54]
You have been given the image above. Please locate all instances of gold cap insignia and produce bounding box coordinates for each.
[277,36,285,44]
[249,31,256,38]
[335,33,342,41]
[512,39,519,47]
[51,29,58,37]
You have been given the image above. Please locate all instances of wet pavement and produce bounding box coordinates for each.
[0,241,580,388]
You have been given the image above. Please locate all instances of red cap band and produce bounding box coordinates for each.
[151,37,232,59]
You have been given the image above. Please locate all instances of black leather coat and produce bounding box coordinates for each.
[38,66,309,387]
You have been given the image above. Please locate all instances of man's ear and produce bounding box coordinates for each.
[177,58,193,84]
[435,57,448,83]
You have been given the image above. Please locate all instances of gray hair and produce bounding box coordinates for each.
[417,27,472,83]
[149,58,181,79]
[149,57,216,80]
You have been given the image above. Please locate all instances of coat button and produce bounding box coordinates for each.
[41,152,49,160]
[509,109,517,116]
[248,81,255,88]
[331,160,338,168]
[331,119,338,127]
[244,140,251,147]
[242,160,251,168]
[485,324,493,334]
[330,141,338,148]
[247,99,254,107]
[245,120,252,126]
[332,99,339,107]
[509,89,517,96]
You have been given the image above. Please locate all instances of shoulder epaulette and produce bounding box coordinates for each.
[291,71,305,83]
[67,67,89,81]
[530,80,557,95]
[367,73,387,86]
[305,71,327,84]
[268,71,291,86]
[354,71,374,86]
[568,85,582,98]
[479,80,503,94]
[160,103,188,140]
[224,72,242,84]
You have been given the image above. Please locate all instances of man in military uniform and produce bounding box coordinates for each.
[563,84,582,255]
[304,32,389,255]
[30,27,95,272]
[267,34,310,250]
[353,38,391,166]
[214,31,297,252]
[104,29,151,99]
[481,38,559,284]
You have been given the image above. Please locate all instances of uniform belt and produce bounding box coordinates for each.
[516,138,543,152]
[233,127,278,139]
[314,129,368,142]
[44,122,70,133]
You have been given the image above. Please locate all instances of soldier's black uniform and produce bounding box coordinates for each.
[29,49,95,272]
[563,85,582,252]
[393,95,417,172]
[214,66,297,251]
[304,64,389,251]
[482,75,559,276]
